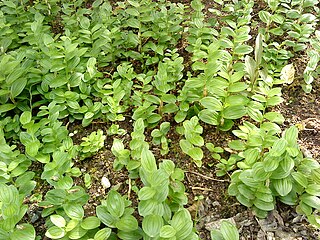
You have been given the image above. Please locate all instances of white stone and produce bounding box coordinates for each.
[101,176,111,189]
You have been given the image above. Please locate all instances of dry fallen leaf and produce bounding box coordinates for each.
[280,64,295,84]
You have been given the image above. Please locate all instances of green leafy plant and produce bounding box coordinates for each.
[0,0,319,238]
[178,116,204,167]
[45,214,103,240]
[0,184,36,240]
[228,125,320,223]
[151,121,170,155]
[79,129,106,160]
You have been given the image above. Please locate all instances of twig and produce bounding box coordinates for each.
[192,187,215,192]
[128,178,132,199]
[186,171,229,182]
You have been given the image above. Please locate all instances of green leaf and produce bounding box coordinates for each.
[65,219,79,232]
[25,140,40,157]
[228,82,248,93]
[160,225,176,238]
[234,45,253,55]
[138,187,156,201]
[222,106,246,119]
[50,215,66,228]
[87,57,96,78]
[20,111,32,125]
[273,178,292,196]
[81,216,100,230]
[259,10,271,24]
[11,78,27,98]
[199,109,219,125]
[263,156,279,172]
[80,16,90,29]
[292,172,308,188]
[300,194,320,209]
[210,230,224,240]
[10,224,35,240]
[248,107,263,122]
[0,184,19,203]
[127,18,140,28]
[171,209,193,239]
[228,140,245,150]
[45,226,65,239]
[188,147,203,162]
[141,149,157,173]
[138,199,157,217]
[266,96,283,106]
[221,221,239,240]
[236,194,253,207]
[253,199,274,211]
[94,228,112,240]
[0,104,15,113]
[142,215,163,237]
[245,56,256,81]
[116,215,138,232]
[68,224,87,239]
[106,190,125,218]
[264,112,285,124]
[63,204,84,220]
[200,97,223,111]
[306,184,320,196]
[96,206,118,228]
[270,138,287,157]
[284,126,298,146]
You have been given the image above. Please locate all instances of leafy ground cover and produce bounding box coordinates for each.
[0,0,320,239]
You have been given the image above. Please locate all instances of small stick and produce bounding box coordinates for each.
[128,178,132,199]
[186,171,229,182]
[192,187,215,192]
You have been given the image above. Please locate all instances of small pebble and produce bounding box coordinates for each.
[101,176,111,189]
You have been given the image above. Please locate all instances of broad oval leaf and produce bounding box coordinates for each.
[300,194,320,210]
[106,190,125,218]
[273,178,292,196]
[138,187,156,201]
[141,148,157,173]
[116,215,138,232]
[11,224,35,240]
[142,214,163,237]
[292,172,308,188]
[63,204,84,220]
[45,226,65,239]
[200,97,223,111]
[94,228,112,240]
[81,216,101,230]
[50,215,66,228]
[222,106,247,119]
[198,109,219,125]
[160,225,176,238]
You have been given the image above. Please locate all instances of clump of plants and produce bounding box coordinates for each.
[0,0,319,239]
